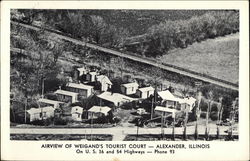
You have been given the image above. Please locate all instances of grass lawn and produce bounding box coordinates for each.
[114,108,138,128]
[160,33,239,84]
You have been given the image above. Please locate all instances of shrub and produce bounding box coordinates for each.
[188,112,196,122]
[200,112,206,119]
[121,101,136,109]
[54,117,67,125]
[45,93,58,101]
[31,118,54,126]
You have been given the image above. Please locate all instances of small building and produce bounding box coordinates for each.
[66,82,94,98]
[27,106,54,122]
[88,106,111,119]
[71,106,84,121]
[120,82,139,95]
[86,72,97,82]
[97,92,136,107]
[38,98,64,109]
[157,90,180,108]
[74,67,88,82]
[178,97,196,112]
[96,75,112,92]
[54,89,79,103]
[77,67,88,77]
[136,86,154,99]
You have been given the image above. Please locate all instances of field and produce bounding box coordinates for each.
[160,33,239,84]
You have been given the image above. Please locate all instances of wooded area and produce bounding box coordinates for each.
[11,10,239,57]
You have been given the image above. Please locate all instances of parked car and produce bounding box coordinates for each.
[224,127,238,135]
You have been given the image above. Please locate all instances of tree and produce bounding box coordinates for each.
[149,63,163,120]
[182,87,190,140]
[205,90,213,140]
[195,91,202,140]
[89,15,107,44]
[110,57,125,79]
[216,96,223,139]
[228,97,238,140]
[102,25,130,47]
[11,24,62,106]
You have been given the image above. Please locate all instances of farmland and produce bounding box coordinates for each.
[160,33,239,84]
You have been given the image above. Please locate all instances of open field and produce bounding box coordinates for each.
[161,33,239,84]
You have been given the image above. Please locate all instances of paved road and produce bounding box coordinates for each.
[11,21,238,91]
[11,124,234,141]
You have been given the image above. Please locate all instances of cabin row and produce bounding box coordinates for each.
[26,104,112,122]
[26,65,196,123]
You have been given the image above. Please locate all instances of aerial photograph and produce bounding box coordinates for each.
[10,9,239,141]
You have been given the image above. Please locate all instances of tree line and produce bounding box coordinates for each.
[11,10,130,48]
[11,10,239,58]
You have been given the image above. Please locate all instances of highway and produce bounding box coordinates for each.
[10,124,234,141]
[11,21,238,91]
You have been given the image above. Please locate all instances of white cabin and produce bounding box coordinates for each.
[120,82,139,95]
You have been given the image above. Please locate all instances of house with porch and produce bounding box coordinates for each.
[157,90,180,108]
[120,82,139,95]
[157,90,196,113]
[178,97,196,112]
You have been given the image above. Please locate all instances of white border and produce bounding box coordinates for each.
[1,1,249,160]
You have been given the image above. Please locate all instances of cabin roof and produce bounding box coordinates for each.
[97,92,136,104]
[155,106,179,113]
[137,86,154,92]
[96,75,112,85]
[67,82,94,90]
[27,106,54,114]
[38,98,64,105]
[121,82,139,88]
[157,90,180,102]
[88,106,111,115]
[54,89,79,97]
